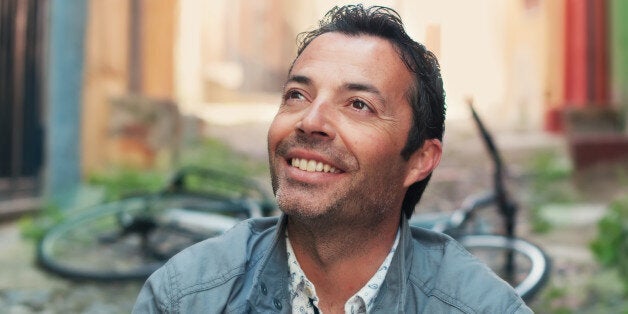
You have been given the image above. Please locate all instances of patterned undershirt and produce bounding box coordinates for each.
[286,229,400,314]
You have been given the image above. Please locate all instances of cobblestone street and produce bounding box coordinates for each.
[0,222,142,313]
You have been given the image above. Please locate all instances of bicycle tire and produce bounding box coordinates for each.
[37,194,241,281]
[457,235,550,302]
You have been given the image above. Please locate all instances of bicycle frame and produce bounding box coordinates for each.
[468,101,521,280]
[468,101,518,238]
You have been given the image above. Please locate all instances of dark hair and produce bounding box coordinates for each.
[295,5,446,219]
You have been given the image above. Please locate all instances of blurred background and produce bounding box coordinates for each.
[1,0,627,312]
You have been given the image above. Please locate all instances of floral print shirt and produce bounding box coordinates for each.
[286,229,400,314]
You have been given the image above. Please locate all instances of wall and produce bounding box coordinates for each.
[81,0,129,173]
[81,0,178,173]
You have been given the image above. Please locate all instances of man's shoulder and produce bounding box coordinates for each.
[167,216,278,278]
[407,227,530,313]
[145,217,279,301]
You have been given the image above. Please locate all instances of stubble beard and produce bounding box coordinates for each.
[271,168,397,232]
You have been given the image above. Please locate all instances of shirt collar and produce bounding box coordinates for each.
[286,228,401,313]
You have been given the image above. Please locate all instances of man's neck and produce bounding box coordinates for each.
[286,214,401,312]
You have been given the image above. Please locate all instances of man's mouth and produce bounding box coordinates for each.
[289,158,340,173]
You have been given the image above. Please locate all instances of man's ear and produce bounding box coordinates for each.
[403,139,442,187]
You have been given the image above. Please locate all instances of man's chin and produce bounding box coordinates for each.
[276,194,334,220]
[277,199,327,218]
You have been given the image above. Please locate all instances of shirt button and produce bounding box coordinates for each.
[260,283,268,295]
[273,298,282,310]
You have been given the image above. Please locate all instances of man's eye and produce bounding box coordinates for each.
[286,91,305,100]
[351,100,371,111]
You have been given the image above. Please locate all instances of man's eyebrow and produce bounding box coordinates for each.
[344,82,385,102]
[285,75,311,86]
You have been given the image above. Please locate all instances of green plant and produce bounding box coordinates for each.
[178,138,268,177]
[88,168,167,201]
[530,284,573,314]
[525,151,575,233]
[18,203,64,241]
[590,195,628,295]
[530,205,553,233]
[531,152,572,183]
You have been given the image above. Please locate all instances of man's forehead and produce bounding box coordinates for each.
[287,32,413,97]
[291,33,398,69]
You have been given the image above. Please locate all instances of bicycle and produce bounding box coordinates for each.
[36,166,275,281]
[409,102,551,302]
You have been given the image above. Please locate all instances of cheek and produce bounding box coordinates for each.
[268,114,293,149]
[341,127,409,180]
[343,124,407,159]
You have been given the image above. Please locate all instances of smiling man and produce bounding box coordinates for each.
[134,5,531,313]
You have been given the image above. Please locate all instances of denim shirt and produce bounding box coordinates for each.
[133,215,532,313]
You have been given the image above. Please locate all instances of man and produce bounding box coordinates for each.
[133,5,532,313]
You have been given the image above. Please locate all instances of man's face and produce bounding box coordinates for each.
[267,32,418,225]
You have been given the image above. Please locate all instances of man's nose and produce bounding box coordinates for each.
[295,101,336,139]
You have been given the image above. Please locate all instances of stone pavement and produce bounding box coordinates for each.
[0,222,142,313]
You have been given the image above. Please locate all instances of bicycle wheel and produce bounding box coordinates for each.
[37,194,240,281]
[457,235,550,302]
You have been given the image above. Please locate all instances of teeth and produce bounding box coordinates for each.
[290,158,337,173]
[299,159,307,170]
[315,162,323,172]
[306,160,317,172]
